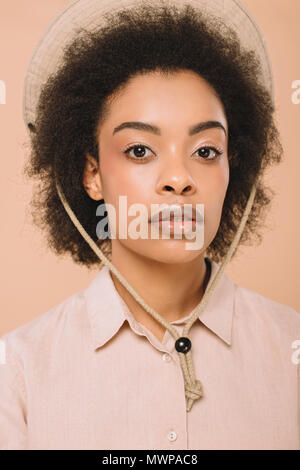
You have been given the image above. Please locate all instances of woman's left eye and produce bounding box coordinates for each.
[124,144,153,161]
[194,146,223,160]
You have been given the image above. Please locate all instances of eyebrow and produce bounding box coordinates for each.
[112,120,227,136]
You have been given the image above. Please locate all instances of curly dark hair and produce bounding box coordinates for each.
[23,3,283,269]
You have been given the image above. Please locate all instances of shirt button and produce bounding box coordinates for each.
[162,353,171,362]
[167,431,177,442]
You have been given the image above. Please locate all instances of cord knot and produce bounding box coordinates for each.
[185,379,203,403]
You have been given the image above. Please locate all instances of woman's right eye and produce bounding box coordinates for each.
[123,144,153,161]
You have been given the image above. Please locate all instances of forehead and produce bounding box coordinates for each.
[101,69,227,132]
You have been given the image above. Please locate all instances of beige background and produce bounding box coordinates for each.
[0,0,299,336]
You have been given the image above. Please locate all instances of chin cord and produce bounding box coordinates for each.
[55,174,259,412]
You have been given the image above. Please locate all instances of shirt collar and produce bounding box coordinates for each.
[84,257,235,351]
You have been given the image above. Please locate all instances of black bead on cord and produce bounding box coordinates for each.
[175,336,192,354]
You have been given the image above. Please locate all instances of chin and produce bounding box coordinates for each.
[124,239,205,264]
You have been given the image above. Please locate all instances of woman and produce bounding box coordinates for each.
[1,0,299,450]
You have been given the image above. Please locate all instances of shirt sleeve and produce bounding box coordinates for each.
[0,334,27,450]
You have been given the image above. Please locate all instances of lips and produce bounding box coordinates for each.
[159,214,195,222]
[149,205,199,223]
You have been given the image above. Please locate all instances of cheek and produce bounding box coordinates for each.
[213,166,230,199]
[99,154,150,211]
[99,154,125,200]
[201,163,229,219]
[203,159,229,192]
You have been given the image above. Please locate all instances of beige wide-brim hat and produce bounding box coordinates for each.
[22,0,274,413]
[23,0,274,134]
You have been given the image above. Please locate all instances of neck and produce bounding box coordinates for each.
[109,243,211,327]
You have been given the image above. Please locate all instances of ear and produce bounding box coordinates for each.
[82,153,103,201]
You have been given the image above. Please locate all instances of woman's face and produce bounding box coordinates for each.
[83,69,230,264]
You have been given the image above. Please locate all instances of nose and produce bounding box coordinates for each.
[156,160,196,196]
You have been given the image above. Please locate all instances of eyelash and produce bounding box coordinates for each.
[123,144,223,162]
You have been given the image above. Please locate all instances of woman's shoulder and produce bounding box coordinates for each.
[233,281,300,337]
[1,288,86,358]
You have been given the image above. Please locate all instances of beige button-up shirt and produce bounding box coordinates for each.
[1,258,300,450]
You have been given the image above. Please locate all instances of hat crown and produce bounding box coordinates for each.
[23,0,274,134]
